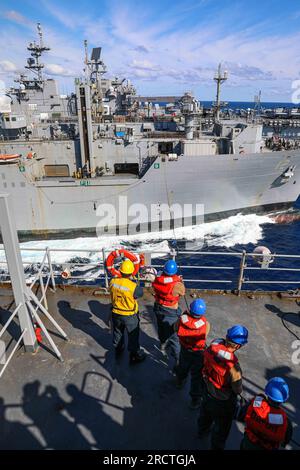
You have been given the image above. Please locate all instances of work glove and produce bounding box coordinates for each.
[234,394,247,421]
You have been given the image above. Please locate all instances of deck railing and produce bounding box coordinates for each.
[1,246,300,294]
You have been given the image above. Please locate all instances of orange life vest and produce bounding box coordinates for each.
[152,274,181,307]
[245,396,288,450]
[177,312,207,351]
[202,339,238,390]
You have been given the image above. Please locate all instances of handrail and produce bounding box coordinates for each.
[1,245,300,258]
[1,245,300,293]
[29,252,48,289]
[243,280,300,284]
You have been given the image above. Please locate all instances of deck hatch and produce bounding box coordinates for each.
[44,165,70,177]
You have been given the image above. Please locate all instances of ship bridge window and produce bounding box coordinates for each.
[11,117,16,122]
[44,164,70,177]
[158,142,173,154]
[5,117,10,122]
[114,163,139,175]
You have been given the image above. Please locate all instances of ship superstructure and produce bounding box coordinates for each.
[0,24,300,239]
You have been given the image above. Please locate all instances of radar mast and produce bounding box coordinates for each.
[214,63,228,121]
[83,40,108,118]
[25,22,50,86]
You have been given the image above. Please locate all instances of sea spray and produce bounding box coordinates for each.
[0,213,274,265]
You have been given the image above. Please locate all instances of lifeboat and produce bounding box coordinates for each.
[0,154,21,164]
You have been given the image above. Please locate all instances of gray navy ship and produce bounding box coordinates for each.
[1,23,300,239]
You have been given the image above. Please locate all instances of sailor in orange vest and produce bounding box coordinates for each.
[240,377,293,450]
[198,325,248,450]
[109,259,146,364]
[175,299,210,409]
[152,260,185,365]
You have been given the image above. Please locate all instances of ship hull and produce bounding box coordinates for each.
[10,201,295,242]
[0,149,300,240]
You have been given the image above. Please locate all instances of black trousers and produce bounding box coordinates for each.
[154,303,181,361]
[176,347,204,398]
[198,387,237,450]
[112,312,140,354]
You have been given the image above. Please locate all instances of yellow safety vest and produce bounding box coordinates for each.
[109,277,138,316]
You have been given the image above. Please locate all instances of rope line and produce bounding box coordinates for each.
[162,160,190,311]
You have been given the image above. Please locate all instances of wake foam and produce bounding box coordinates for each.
[0,213,274,265]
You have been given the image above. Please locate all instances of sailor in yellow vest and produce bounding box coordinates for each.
[109,259,146,364]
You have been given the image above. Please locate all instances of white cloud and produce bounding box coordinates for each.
[45,63,74,77]
[3,10,32,26]
[132,45,150,54]
[129,59,161,72]
[0,60,18,73]
[1,3,300,100]
[224,62,274,81]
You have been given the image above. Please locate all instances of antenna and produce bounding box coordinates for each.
[254,90,262,115]
[25,22,50,84]
[214,63,228,121]
[37,22,43,47]
[84,40,88,66]
[84,39,89,79]
[91,47,102,62]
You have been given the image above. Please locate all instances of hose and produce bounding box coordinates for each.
[280,311,300,341]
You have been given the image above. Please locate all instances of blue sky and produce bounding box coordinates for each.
[0,0,300,101]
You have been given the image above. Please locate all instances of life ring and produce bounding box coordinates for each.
[105,249,145,277]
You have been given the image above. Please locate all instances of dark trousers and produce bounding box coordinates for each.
[176,347,204,398]
[112,312,140,354]
[240,434,269,450]
[154,303,181,361]
[198,387,237,450]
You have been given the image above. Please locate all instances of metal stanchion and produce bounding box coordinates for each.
[0,194,37,352]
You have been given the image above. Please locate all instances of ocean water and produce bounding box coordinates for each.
[151,100,298,110]
[1,210,300,291]
[201,101,297,110]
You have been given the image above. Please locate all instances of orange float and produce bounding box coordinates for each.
[105,249,145,277]
[0,153,21,162]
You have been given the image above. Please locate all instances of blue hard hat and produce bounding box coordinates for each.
[163,259,178,275]
[226,325,248,345]
[190,299,206,316]
[265,377,289,403]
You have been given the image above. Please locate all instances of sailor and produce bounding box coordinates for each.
[152,260,185,366]
[109,259,146,364]
[175,299,210,409]
[198,325,248,450]
[240,377,293,450]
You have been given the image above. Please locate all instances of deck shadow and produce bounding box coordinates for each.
[265,303,300,332]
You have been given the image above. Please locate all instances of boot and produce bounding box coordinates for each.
[130,350,146,364]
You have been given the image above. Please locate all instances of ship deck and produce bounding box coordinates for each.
[0,286,299,450]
